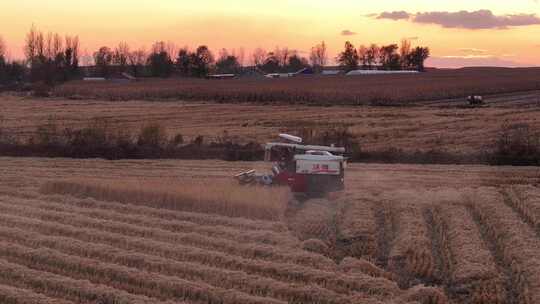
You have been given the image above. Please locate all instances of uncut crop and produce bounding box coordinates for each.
[54,68,540,105]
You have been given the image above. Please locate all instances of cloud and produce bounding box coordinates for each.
[458,48,487,54]
[341,30,357,36]
[364,13,378,18]
[413,10,540,29]
[406,36,419,41]
[376,11,410,20]
[373,9,540,29]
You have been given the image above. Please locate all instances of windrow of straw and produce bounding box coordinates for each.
[467,189,540,304]
[10,194,299,247]
[0,199,333,270]
[0,258,175,304]
[41,178,290,221]
[0,226,354,304]
[0,209,399,299]
[504,186,540,232]
[0,283,74,304]
[432,204,505,304]
[0,241,288,304]
[388,201,435,280]
[336,199,378,259]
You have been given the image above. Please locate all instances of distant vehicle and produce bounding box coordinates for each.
[206,74,236,80]
[234,134,347,194]
[467,95,484,106]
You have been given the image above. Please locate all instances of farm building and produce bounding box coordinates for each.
[346,70,419,76]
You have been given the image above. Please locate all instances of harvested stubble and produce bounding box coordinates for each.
[505,186,540,232]
[336,199,378,259]
[432,204,505,304]
[0,258,176,304]
[287,199,337,242]
[467,189,540,304]
[302,238,330,256]
[339,257,396,281]
[0,226,353,304]
[0,207,401,299]
[0,198,334,270]
[387,200,435,280]
[398,285,448,304]
[0,283,74,304]
[41,178,290,221]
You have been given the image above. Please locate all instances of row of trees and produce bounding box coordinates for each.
[337,40,430,71]
[24,25,81,83]
[92,43,317,77]
[1,26,431,86]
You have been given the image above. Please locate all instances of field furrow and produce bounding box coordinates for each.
[336,199,378,259]
[504,186,540,233]
[0,258,178,304]
[0,211,401,298]
[7,194,299,247]
[388,201,436,281]
[468,189,540,304]
[0,225,357,304]
[432,204,505,303]
[0,283,74,304]
[0,198,332,270]
[0,241,288,304]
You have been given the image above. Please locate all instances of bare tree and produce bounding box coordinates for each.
[309,41,327,69]
[94,46,114,77]
[274,47,291,68]
[366,44,379,69]
[358,44,368,68]
[379,44,400,70]
[408,46,430,71]
[64,35,80,75]
[113,42,130,69]
[128,47,147,76]
[252,48,266,66]
[400,39,412,69]
[336,41,359,71]
[24,25,38,64]
[52,33,63,60]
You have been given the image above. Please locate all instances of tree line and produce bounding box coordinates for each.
[337,40,430,72]
[0,26,431,86]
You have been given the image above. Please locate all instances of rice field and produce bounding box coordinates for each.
[0,157,538,303]
[2,88,540,157]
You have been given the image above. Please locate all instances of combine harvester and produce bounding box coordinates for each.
[234,134,347,194]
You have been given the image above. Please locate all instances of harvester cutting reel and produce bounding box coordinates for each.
[234,170,274,186]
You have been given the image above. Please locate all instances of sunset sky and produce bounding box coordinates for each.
[1,0,539,67]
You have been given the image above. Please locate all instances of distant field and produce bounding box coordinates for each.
[55,67,540,105]
[0,157,538,303]
[2,90,540,156]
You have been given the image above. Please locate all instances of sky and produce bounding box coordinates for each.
[1,0,539,67]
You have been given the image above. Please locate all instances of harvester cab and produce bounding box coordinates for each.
[234,134,347,194]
